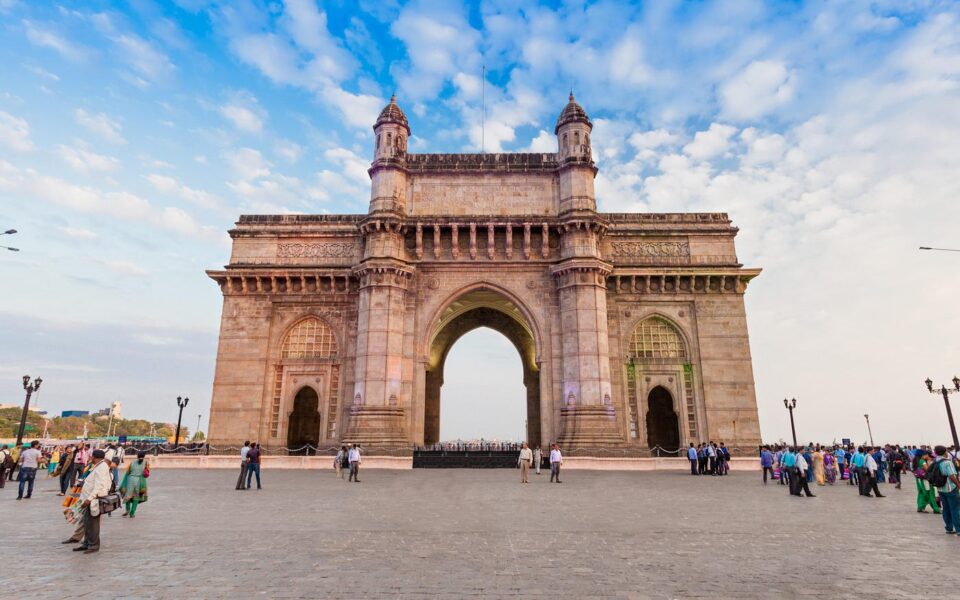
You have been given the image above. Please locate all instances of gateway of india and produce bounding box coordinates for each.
[207,94,762,453]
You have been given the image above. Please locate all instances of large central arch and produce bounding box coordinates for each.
[423,287,541,446]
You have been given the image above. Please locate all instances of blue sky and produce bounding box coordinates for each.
[1,0,959,444]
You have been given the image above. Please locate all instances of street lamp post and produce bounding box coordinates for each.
[195,414,202,442]
[864,413,874,446]
[783,398,798,448]
[174,396,190,449]
[925,377,960,449]
[16,375,42,446]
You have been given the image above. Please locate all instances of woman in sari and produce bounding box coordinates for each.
[824,451,837,484]
[915,452,940,513]
[812,447,826,486]
[119,451,149,518]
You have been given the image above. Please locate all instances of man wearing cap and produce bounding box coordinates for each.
[72,449,112,553]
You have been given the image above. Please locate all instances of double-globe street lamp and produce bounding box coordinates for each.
[16,375,43,446]
[1,228,18,252]
[174,395,190,449]
[925,376,960,450]
[783,397,798,448]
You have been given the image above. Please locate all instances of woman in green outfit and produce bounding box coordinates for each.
[119,451,149,518]
[915,452,940,513]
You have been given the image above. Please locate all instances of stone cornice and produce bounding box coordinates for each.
[405,152,559,173]
[206,269,358,296]
[608,267,761,295]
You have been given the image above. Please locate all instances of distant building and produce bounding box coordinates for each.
[61,410,90,418]
[0,403,45,413]
[94,402,122,419]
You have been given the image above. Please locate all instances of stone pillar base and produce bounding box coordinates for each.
[343,405,408,446]
[556,405,623,449]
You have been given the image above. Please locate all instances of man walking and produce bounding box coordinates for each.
[549,444,563,483]
[16,441,42,500]
[348,444,362,482]
[794,449,816,497]
[236,441,250,490]
[688,443,698,475]
[782,447,797,495]
[760,446,774,485]
[245,442,262,489]
[518,442,533,483]
[7,443,22,481]
[931,445,960,535]
[863,448,885,498]
[0,444,10,488]
[533,446,543,475]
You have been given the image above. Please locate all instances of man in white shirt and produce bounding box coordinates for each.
[549,444,563,483]
[533,446,543,475]
[348,444,362,482]
[863,448,885,498]
[16,441,43,500]
[793,449,816,498]
[517,443,533,483]
[74,449,112,553]
[236,441,251,490]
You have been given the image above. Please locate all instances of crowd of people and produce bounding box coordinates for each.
[686,442,733,476]
[0,440,151,554]
[757,443,960,533]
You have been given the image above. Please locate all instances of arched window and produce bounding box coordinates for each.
[574,132,580,148]
[376,134,381,149]
[563,133,568,151]
[628,317,686,360]
[281,317,338,359]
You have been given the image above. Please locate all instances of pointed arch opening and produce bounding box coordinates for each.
[287,386,321,454]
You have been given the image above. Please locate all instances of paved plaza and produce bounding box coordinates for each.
[1,468,956,599]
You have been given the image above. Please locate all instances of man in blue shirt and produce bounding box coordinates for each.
[782,447,798,495]
[852,446,867,495]
[933,445,960,534]
[760,446,774,485]
[687,443,698,475]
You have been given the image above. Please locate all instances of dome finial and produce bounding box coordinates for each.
[569,90,574,102]
[390,93,396,104]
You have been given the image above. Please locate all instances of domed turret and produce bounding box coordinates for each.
[555,93,593,164]
[554,92,592,134]
[374,94,410,135]
[372,95,410,164]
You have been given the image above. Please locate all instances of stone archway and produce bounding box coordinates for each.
[287,386,321,454]
[646,386,680,452]
[424,290,540,447]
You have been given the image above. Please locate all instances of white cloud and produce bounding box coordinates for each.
[318,86,384,130]
[219,92,266,133]
[274,139,302,163]
[0,111,33,151]
[683,123,737,160]
[629,129,681,151]
[104,260,147,277]
[58,227,98,241]
[113,34,175,83]
[58,144,120,173]
[225,147,271,180]
[145,174,223,210]
[74,109,126,144]
[323,147,370,186]
[526,130,555,152]
[23,20,85,61]
[720,60,795,121]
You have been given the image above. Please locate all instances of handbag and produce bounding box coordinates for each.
[98,492,123,515]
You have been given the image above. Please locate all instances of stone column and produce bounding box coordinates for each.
[344,218,413,447]
[551,252,621,448]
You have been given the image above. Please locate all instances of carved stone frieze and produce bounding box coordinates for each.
[277,242,358,259]
[610,240,690,258]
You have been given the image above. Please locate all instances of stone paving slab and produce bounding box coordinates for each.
[0,469,955,599]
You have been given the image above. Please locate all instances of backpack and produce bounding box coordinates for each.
[924,459,948,488]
